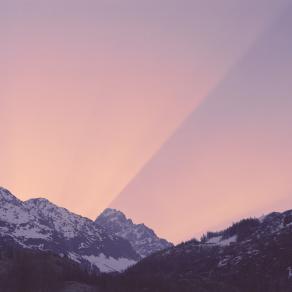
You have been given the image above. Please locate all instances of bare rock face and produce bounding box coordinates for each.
[95,208,173,258]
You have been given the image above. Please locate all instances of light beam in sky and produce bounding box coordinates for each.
[0,0,291,243]
[111,4,292,242]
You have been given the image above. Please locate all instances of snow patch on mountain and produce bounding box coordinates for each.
[207,235,237,246]
[83,254,136,273]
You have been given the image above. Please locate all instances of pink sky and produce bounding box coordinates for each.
[1,0,291,243]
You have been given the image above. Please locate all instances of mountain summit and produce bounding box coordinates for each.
[95,208,173,258]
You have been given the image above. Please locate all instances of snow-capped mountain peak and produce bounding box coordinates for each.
[0,187,21,204]
[101,208,134,226]
[96,208,173,258]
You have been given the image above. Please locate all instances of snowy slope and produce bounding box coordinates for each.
[0,187,139,272]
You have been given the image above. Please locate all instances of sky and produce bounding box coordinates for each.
[1,0,292,243]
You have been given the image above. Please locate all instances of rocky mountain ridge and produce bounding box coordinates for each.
[96,208,173,258]
[0,187,139,273]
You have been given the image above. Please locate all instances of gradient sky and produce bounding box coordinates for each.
[1,0,292,243]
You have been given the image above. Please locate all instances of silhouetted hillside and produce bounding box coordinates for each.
[0,242,100,292]
[98,210,292,292]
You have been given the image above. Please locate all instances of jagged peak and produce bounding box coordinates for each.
[96,207,173,258]
[25,197,52,206]
[98,208,129,222]
[24,197,86,223]
[0,186,12,196]
[24,197,75,214]
[97,208,167,239]
[0,187,21,203]
[24,197,62,212]
[101,208,124,216]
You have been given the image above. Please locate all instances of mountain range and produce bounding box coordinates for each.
[1,186,292,291]
[0,187,170,273]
